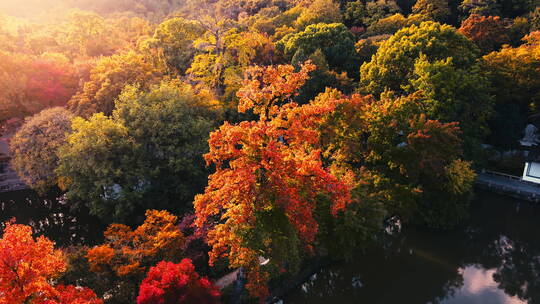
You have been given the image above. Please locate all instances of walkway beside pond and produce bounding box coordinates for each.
[0,136,27,193]
[475,170,540,202]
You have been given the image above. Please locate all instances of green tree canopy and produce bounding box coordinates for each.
[363,93,476,228]
[412,0,451,23]
[360,21,480,96]
[364,0,402,27]
[58,81,222,223]
[459,0,535,18]
[278,22,360,78]
[147,17,205,74]
[360,21,491,160]
[113,81,223,211]
[294,0,342,30]
[344,0,402,28]
[365,13,428,36]
[57,113,140,221]
[409,55,493,160]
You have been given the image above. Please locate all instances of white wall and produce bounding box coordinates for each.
[522,162,540,184]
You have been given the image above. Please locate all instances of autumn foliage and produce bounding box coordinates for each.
[137,259,220,304]
[194,62,355,299]
[0,222,102,304]
[0,222,65,303]
[2,0,534,302]
[458,14,510,53]
[237,62,316,119]
[26,58,78,109]
[42,285,103,304]
[87,210,185,278]
[0,53,78,123]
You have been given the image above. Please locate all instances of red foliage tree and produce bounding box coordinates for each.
[194,63,355,300]
[458,14,511,53]
[137,259,220,304]
[26,59,78,109]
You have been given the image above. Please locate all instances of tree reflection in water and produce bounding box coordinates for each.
[286,191,540,304]
[0,189,104,246]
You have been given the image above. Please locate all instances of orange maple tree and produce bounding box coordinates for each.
[87,210,185,278]
[0,222,102,304]
[458,14,510,53]
[194,63,355,300]
[42,285,103,304]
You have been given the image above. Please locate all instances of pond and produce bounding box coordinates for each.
[285,191,540,304]
[1,189,539,303]
[0,189,104,246]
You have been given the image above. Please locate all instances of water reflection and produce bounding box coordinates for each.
[0,189,104,246]
[443,266,524,304]
[286,191,540,303]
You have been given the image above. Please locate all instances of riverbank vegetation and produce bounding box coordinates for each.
[0,0,539,303]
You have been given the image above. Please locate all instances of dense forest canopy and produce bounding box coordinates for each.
[0,0,539,303]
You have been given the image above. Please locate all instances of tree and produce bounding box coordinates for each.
[0,16,16,52]
[365,13,428,36]
[531,7,540,31]
[57,10,114,58]
[363,0,402,27]
[42,285,103,304]
[294,0,342,30]
[0,222,65,303]
[277,23,360,78]
[87,210,185,277]
[25,56,79,109]
[0,52,78,124]
[360,22,490,159]
[459,0,535,18]
[188,23,277,109]
[59,81,222,222]
[137,259,220,304]
[185,14,237,95]
[409,55,493,159]
[10,107,73,194]
[68,51,163,117]
[355,34,391,63]
[343,0,367,27]
[147,18,205,74]
[301,88,475,229]
[194,62,355,299]
[86,210,185,303]
[361,21,479,97]
[56,113,141,221]
[0,222,102,304]
[482,32,540,151]
[412,0,451,23]
[459,0,501,17]
[293,49,355,104]
[113,81,223,214]
[458,14,511,53]
[0,51,30,123]
[360,93,476,228]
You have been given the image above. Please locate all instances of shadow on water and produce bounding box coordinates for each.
[0,189,105,246]
[286,191,540,304]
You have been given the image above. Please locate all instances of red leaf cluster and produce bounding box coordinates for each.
[458,14,510,52]
[137,259,220,304]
